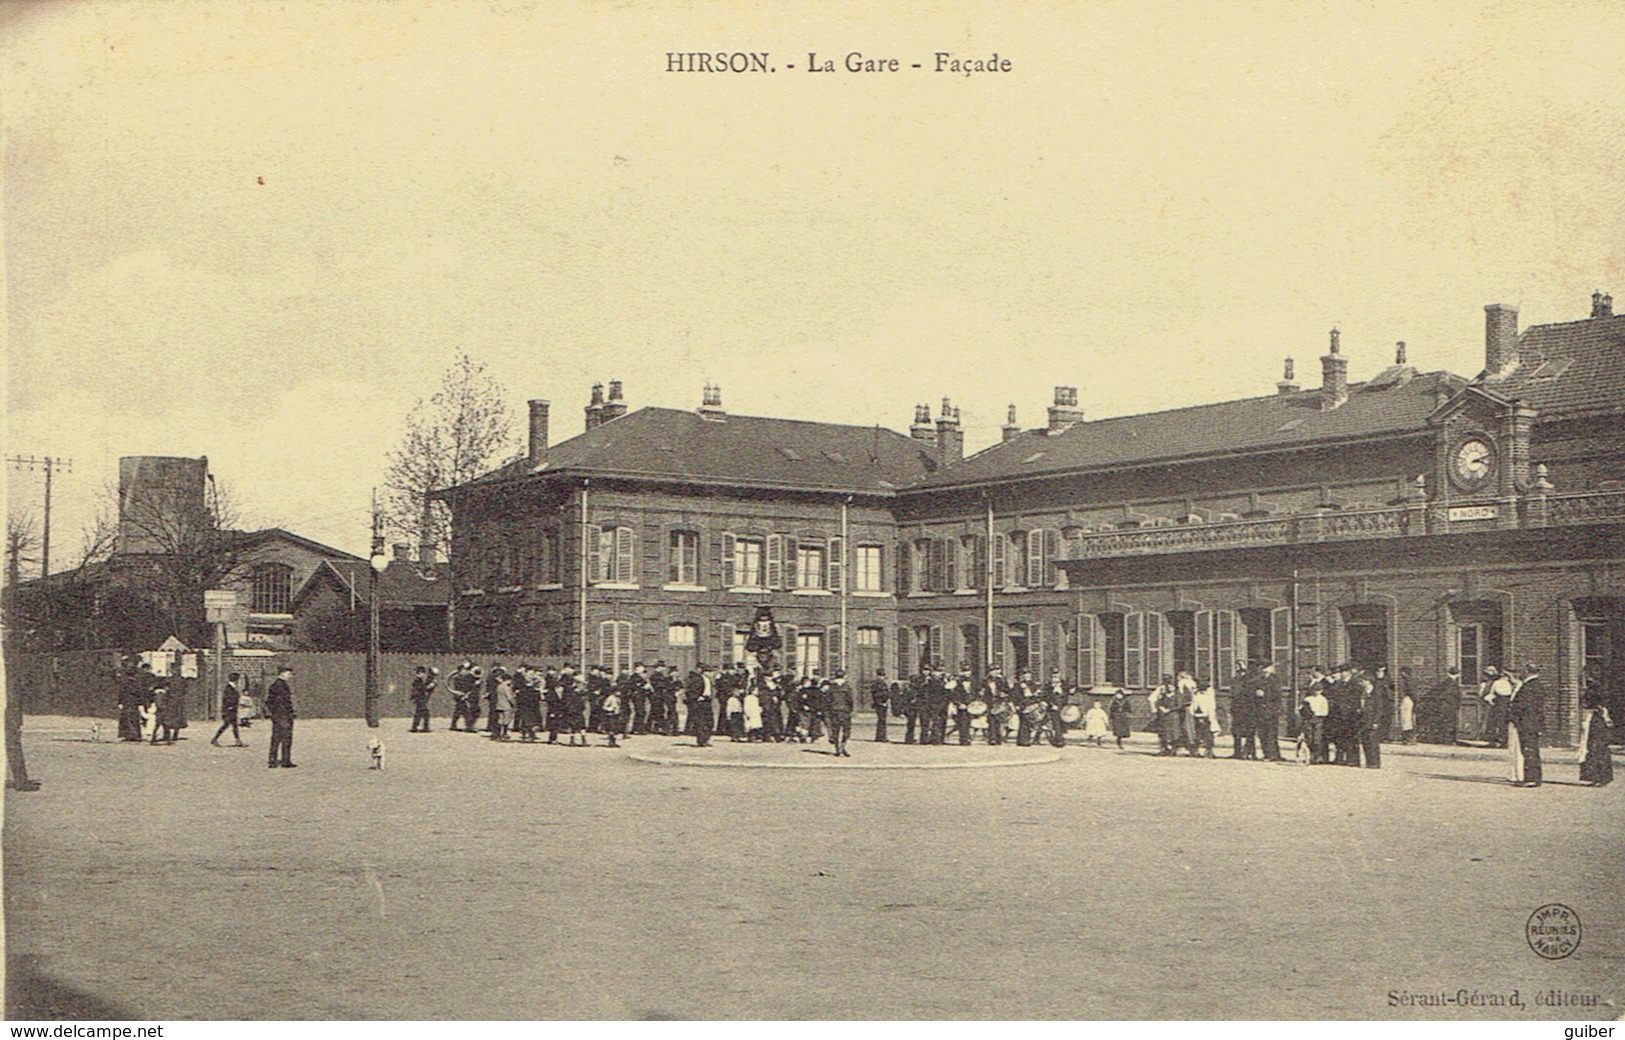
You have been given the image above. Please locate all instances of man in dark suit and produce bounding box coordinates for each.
[685,664,716,747]
[1229,662,1257,759]
[1508,663,1545,787]
[1255,662,1284,762]
[826,671,855,757]
[868,670,890,742]
[265,665,297,769]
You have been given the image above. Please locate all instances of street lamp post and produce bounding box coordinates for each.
[365,497,386,728]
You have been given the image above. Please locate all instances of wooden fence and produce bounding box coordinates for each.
[3,650,574,720]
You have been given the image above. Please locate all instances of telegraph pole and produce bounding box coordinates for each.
[365,489,385,727]
[5,456,72,579]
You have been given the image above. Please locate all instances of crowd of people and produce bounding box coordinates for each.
[97,649,1617,787]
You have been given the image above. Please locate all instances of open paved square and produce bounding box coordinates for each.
[5,716,1620,1020]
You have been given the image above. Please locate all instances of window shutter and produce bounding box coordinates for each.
[1091,615,1106,686]
[991,533,1007,589]
[783,624,798,673]
[1078,613,1094,688]
[1125,612,1143,688]
[929,624,943,671]
[1044,529,1062,587]
[598,620,613,669]
[588,525,605,584]
[786,535,801,587]
[897,626,912,677]
[1033,620,1046,678]
[943,537,958,592]
[993,622,1007,674]
[667,530,680,585]
[828,536,844,591]
[715,621,732,666]
[827,626,843,674]
[1195,610,1213,686]
[1146,611,1165,685]
[1026,529,1043,588]
[615,526,634,584]
[925,538,942,592]
[721,532,737,588]
[1217,610,1236,688]
[766,534,783,589]
[1271,606,1292,674]
[972,534,987,590]
[896,540,911,594]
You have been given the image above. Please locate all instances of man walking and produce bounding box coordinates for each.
[211,671,246,747]
[1229,662,1257,759]
[266,666,297,769]
[448,661,477,732]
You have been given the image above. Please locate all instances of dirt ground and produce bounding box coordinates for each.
[5,715,1621,1020]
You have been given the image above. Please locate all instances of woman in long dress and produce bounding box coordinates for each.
[1578,666,1614,787]
[742,686,764,741]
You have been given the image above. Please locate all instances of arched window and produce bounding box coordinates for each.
[251,563,293,614]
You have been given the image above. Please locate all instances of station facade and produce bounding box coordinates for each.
[440,297,1625,745]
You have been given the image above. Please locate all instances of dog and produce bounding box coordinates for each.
[368,737,386,770]
[88,722,103,743]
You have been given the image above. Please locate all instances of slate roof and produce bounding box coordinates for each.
[1477,313,1625,418]
[905,369,1465,490]
[452,406,941,495]
[294,559,452,611]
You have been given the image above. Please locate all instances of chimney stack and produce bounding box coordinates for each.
[1276,357,1299,395]
[1592,291,1614,319]
[935,398,964,463]
[1395,341,1407,365]
[698,383,726,419]
[601,379,627,423]
[528,399,550,461]
[1484,303,1520,379]
[393,541,411,563]
[584,382,605,430]
[1320,328,1349,409]
[910,403,935,442]
[1047,386,1084,432]
[1002,404,1022,442]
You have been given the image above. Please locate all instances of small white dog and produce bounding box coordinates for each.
[368,737,386,770]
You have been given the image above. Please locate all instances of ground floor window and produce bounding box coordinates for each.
[796,631,823,677]
[599,620,632,675]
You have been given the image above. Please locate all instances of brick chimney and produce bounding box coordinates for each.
[1484,303,1520,379]
[1276,357,1299,395]
[1001,404,1022,442]
[584,382,605,430]
[1047,386,1084,432]
[1395,341,1407,365]
[528,399,550,461]
[1592,291,1614,319]
[1320,328,1348,410]
[601,379,627,423]
[935,398,963,463]
[698,383,725,420]
[910,403,935,442]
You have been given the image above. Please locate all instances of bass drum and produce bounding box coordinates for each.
[966,699,989,717]
[1059,704,1083,724]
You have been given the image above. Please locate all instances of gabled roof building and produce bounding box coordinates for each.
[439,295,1625,746]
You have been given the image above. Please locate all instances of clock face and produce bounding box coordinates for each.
[1452,437,1495,490]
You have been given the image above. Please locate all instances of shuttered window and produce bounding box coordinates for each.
[990,533,1008,589]
[827,536,844,591]
[1271,606,1292,674]
[599,620,633,675]
[1145,611,1165,686]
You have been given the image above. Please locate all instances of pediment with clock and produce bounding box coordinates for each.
[1425,385,1539,513]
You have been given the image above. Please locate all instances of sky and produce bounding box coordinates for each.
[5,0,1624,563]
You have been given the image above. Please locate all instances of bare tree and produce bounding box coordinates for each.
[382,351,515,560]
[5,512,41,589]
